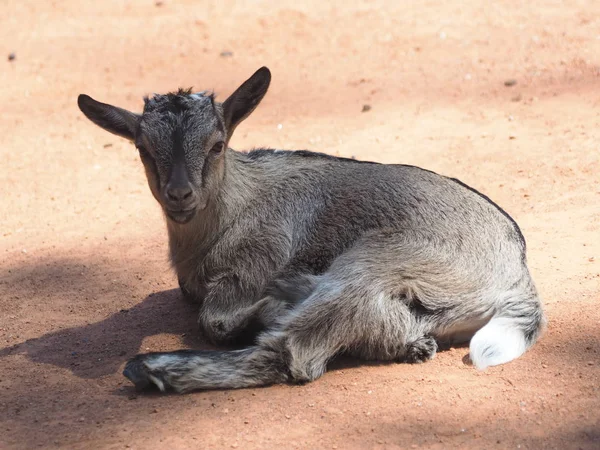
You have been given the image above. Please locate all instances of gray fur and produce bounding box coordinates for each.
[77,67,546,393]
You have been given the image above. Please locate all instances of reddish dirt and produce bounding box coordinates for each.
[1,1,600,449]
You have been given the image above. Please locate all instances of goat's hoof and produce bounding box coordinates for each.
[123,355,167,392]
[404,335,438,364]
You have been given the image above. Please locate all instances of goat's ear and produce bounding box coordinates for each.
[77,94,140,141]
[222,67,271,139]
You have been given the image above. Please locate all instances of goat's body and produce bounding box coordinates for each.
[124,149,545,392]
[173,149,524,297]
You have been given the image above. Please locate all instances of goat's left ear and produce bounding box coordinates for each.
[77,94,140,141]
[222,67,271,139]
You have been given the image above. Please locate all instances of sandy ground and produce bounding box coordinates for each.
[1,1,600,449]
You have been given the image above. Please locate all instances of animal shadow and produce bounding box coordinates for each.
[0,289,213,379]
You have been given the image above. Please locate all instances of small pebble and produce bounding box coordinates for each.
[8,52,16,62]
[220,51,234,58]
[362,104,372,113]
[504,79,517,87]
[155,1,164,6]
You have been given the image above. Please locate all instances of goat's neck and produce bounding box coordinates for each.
[165,150,263,279]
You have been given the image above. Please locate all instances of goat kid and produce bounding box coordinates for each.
[77,67,545,393]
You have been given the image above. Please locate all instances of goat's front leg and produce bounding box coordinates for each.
[200,292,291,346]
[198,238,292,346]
[201,271,323,345]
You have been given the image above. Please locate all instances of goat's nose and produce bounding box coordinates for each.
[166,186,193,202]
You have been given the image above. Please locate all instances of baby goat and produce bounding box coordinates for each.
[77,67,545,393]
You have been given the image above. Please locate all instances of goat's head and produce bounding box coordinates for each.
[77,67,271,224]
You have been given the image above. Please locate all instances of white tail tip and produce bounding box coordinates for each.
[469,317,528,370]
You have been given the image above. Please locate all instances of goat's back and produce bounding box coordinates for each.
[237,149,525,274]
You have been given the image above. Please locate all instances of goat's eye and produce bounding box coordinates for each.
[210,142,225,155]
[137,145,149,157]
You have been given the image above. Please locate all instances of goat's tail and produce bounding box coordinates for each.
[469,287,546,370]
[123,344,289,393]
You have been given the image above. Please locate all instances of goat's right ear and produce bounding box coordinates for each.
[77,94,139,141]
[222,67,271,139]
